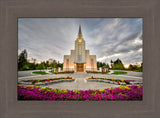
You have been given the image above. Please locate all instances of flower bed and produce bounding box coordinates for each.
[18,85,143,101]
[87,77,142,85]
[54,71,74,74]
[18,76,74,85]
[86,71,107,74]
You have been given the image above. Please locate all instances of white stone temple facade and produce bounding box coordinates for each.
[63,22,97,72]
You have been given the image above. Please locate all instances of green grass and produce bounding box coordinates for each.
[32,71,48,75]
[106,71,110,73]
[112,71,127,75]
[49,71,54,73]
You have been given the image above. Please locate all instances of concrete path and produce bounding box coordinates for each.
[18,69,52,77]
[43,73,119,90]
[109,70,142,77]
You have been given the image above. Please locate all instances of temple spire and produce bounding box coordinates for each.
[78,21,82,35]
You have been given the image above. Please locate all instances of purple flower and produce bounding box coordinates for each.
[18,85,143,101]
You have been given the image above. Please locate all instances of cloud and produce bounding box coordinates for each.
[18,18,142,65]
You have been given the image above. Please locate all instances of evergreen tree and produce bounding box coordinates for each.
[110,59,113,68]
[46,61,49,69]
[112,58,125,70]
[106,63,110,69]
[18,49,28,70]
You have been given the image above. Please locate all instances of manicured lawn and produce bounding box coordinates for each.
[49,71,54,73]
[32,71,48,75]
[112,71,127,75]
[106,71,110,73]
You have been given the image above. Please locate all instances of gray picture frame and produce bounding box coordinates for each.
[0,0,160,118]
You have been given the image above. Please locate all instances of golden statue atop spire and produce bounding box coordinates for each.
[78,21,82,35]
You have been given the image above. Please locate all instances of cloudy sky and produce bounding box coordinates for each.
[18,18,142,67]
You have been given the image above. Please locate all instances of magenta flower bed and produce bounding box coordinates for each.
[18,85,143,101]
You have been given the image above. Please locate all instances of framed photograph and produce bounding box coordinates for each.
[1,0,160,118]
[18,18,143,101]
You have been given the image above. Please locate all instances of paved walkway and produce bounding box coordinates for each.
[43,73,120,90]
[18,72,143,90]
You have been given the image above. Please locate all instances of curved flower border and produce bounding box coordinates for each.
[18,85,143,101]
[18,77,74,85]
[87,77,142,85]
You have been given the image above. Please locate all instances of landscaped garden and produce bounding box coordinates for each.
[32,71,48,75]
[86,70,110,74]
[18,85,143,100]
[49,71,74,74]
[32,70,74,75]
[87,76,142,85]
[111,71,127,75]
[18,76,74,85]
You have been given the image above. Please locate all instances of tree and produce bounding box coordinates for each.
[97,61,102,69]
[129,64,133,70]
[36,63,45,71]
[57,61,63,69]
[27,58,37,70]
[46,61,49,69]
[112,58,125,70]
[41,61,47,69]
[50,59,57,69]
[18,49,28,70]
[102,62,106,67]
[110,60,113,68]
[106,63,110,69]
[128,63,143,72]
[33,58,36,64]
[27,62,35,70]
[97,61,109,69]
[140,63,143,71]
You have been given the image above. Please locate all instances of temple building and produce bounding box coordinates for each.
[63,22,97,72]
